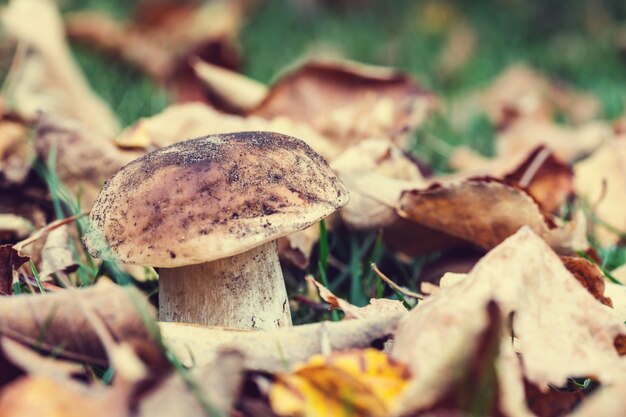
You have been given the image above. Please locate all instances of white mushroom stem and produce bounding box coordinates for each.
[158,241,292,329]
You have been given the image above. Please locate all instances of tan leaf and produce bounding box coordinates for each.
[0,279,155,365]
[307,275,407,319]
[38,225,78,280]
[393,227,626,393]
[482,64,601,127]
[574,137,626,245]
[497,118,610,163]
[65,0,246,103]
[397,177,586,253]
[137,350,244,417]
[0,376,122,417]
[160,313,404,371]
[570,378,626,417]
[114,103,341,159]
[191,58,268,112]
[34,114,143,209]
[0,214,34,242]
[250,59,435,148]
[0,115,33,186]
[1,0,119,137]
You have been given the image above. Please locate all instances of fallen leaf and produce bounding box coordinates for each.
[114,103,341,159]
[0,245,29,295]
[0,114,33,186]
[0,214,34,242]
[34,114,143,209]
[574,136,626,245]
[38,225,78,280]
[570,378,626,417]
[160,313,404,371]
[0,376,123,417]
[250,59,435,148]
[191,57,268,112]
[561,255,612,307]
[0,279,155,365]
[307,275,407,319]
[269,349,411,417]
[482,64,601,127]
[137,349,244,417]
[1,0,120,137]
[393,227,626,392]
[497,118,610,163]
[397,177,586,253]
[65,0,246,103]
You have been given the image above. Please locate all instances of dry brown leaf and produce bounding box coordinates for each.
[0,115,32,186]
[307,275,407,319]
[524,378,586,417]
[277,222,321,269]
[397,177,586,253]
[38,225,78,280]
[269,349,411,417]
[0,279,155,365]
[497,118,610,163]
[482,64,601,127]
[250,59,435,148]
[561,255,612,307]
[570,378,626,417]
[115,102,341,159]
[574,136,626,245]
[137,350,244,417]
[0,214,33,242]
[1,0,119,137]
[393,227,626,393]
[332,139,427,230]
[65,0,246,102]
[191,57,268,112]
[34,114,143,209]
[0,376,125,417]
[160,313,404,371]
[0,337,84,379]
[0,245,29,295]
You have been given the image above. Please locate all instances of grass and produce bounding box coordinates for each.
[20,0,626,308]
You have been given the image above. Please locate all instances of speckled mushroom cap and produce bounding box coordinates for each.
[83,132,349,267]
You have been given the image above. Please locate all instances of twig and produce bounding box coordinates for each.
[371,263,423,300]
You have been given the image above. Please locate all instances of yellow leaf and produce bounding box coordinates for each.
[269,349,410,417]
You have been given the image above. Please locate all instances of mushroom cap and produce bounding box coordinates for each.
[83,132,349,267]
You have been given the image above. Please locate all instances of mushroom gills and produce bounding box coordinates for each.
[158,241,292,329]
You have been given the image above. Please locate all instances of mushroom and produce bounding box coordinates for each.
[83,132,349,329]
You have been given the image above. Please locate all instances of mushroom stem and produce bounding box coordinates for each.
[158,241,292,329]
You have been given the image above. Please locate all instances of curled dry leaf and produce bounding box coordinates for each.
[115,103,341,159]
[191,58,268,112]
[138,350,244,417]
[0,245,29,295]
[1,0,119,137]
[0,279,155,365]
[0,214,33,242]
[482,64,600,127]
[0,376,125,417]
[65,0,246,102]
[34,114,143,209]
[393,227,626,394]
[160,313,404,371]
[397,177,586,254]
[307,275,407,319]
[561,255,612,307]
[497,118,610,163]
[269,349,411,417]
[449,145,573,213]
[1,337,84,379]
[574,136,626,245]
[250,59,435,148]
[38,225,78,280]
[0,113,32,186]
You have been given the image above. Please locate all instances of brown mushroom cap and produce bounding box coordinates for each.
[84,132,349,267]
